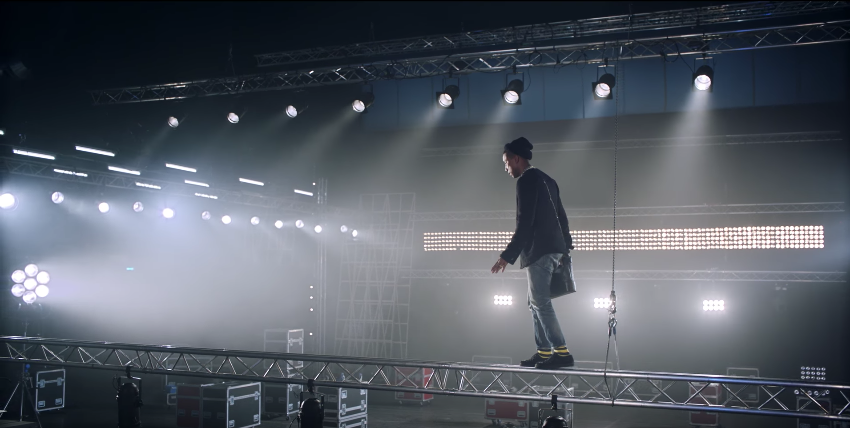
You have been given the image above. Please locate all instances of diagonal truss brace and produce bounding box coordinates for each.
[401,269,847,282]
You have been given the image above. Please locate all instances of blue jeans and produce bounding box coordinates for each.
[527,253,567,350]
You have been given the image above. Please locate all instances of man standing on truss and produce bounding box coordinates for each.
[491,137,575,369]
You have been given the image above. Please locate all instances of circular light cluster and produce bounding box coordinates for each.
[10,264,50,304]
[52,192,65,204]
[1,193,18,210]
[494,295,513,306]
[703,300,725,311]
[251,216,260,226]
[593,298,612,309]
[800,366,827,381]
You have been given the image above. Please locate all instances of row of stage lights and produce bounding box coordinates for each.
[496,295,726,311]
[167,64,716,126]
[0,192,358,237]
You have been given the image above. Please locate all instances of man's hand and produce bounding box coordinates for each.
[491,258,508,274]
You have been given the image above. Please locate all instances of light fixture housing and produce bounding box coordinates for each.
[593,73,616,100]
[0,193,17,210]
[501,79,524,105]
[227,112,240,124]
[436,85,460,108]
[168,116,180,128]
[693,64,714,91]
[286,102,308,118]
[352,93,375,113]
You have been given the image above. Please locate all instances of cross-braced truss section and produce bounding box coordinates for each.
[255,2,849,67]
[1,336,848,422]
[335,193,415,359]
[402,269,847,282]
[89,21,850,104]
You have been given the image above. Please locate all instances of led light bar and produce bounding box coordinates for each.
[184,180,209,187]
[194,193,218,199]
[75,146,115,157]
[593,298,612,309]
[239,178,264,186]
[165,163,197,173]
[494,295,513,306]
[294,189,314,196]
[54,169,88,177]
[108,166,140,175]
[135,182,161,190]
[13,149,55,160]
[424,225,825,251]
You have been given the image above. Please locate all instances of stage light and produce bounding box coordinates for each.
[133,202,144,212]
[76,146,115,157]
[194,193,218,199]
[314,225,323,234]
[11,284,25,297]
[295,220,304,229]
[275,220,284,229]
[22,291,36,304]
[294,189,314,196]
[340,225,348,233]
[13,149,55,160]
[201,211,211,220]
[165,163,196,173]
[286,103,308,118]
[36,271,49,284]
[0,129,4,136]
[352,93,375,113]
[108,166,140,175]
[34,284,49,298]
[185,180,209,187]
[162,208,175,219]
[239,178,264,186]
[222,215,232,224]
[694,65,714,91]
[51,192,64,204]
[593,73,616,99]
[501,79,524,105]
[437,84,460,108]
[227,112,239,124]
[23,278,37,290]
[11,270,25,283]
[352,230,358,238]
[251,216,260,226]
[494,295,513,305]
[168,117,179,128]
[593,297,612,309]
[1,193,18,209]
[98,202,110,213]
[135,182,161,190]
[703,299,725,311]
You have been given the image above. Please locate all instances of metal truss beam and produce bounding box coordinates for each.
[412,202,845,221]
[402,270,847,282]
[0,156,361,218]
[255,2,849,67]
[419,131,843,158]
[1,336,848,421]
[89,21,850,105]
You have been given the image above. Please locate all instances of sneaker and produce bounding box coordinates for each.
[520,353,549,367]
[534,353,575,370]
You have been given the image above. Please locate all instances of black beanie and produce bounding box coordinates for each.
[504,137,533,160]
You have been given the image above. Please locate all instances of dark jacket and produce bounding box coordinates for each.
[500,167,573,269]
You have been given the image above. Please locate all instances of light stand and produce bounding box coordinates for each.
[1,305,45,427]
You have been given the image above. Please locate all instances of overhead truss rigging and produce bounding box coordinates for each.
[402,269,847,282]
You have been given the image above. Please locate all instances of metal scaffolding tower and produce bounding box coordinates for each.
[335,193,415,359]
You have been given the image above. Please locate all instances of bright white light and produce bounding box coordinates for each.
[133,202,144,212]
[25,264,38,277]
[168,117,179,128]
[99,202,110,213]
[185,180,209,187]
[135,182,161,190]
[274,220,284,229]
[594,83,611,98]
[162,208,175,219]
[11,270,26,283]
[165,163,196,173]
[11,284,26,297]
[286,105,298,118]
[593,298,612,309]
[51,192,64,204]
[54,169,88,177]
[76,146,115,157]
[294,189,314,196]
[23,278,37,290]
[703,299,725,311]
[239,178,264,186]
[35,284,49,298]
[36,271,50,284]
[494,295,513,305]
[295,220,304,229]
[194,193,218,199]
[222,215,232,225]
[340,225,348,233]
[13,149,55,160]
[352,230,358,238]
[695,75,712,91]
[438,93,453,107]
[108,166,140,175]
[314,225,323,234]
[504,90,520,104]
[0,193,17,209]
[22,291,36,304]
[352,100,366,112]
[201,211,211,220]
[251,216,260,226]
[227,112,239,123]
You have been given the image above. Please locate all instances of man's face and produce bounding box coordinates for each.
[503,153,521,178]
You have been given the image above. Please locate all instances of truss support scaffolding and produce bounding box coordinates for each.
[402,270,847,282]
[1,336,848,422]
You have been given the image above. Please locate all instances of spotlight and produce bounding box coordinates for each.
[352,93,375,113]
[201,211,211,220]
[703,299,725,311]
[76,146,115,157]
[165,163,196,173]
[501,79,524,105]
[275,220,284,229]
[227,112,240,124]
[314,225,323,234]
[437,85,460,108]
[352,230,358,238]
[133,202,144,212]
[13,149,55,160]
[593,297,612,309]
[493,295,513,306]
[168,117,179,128]
[0,193,17,209]
[222,215,232,225]
[295,220,304,229]
[51,192,64,204]
[251,216,260,226]
[98,202,110,213]
[286,103,308,118]
[593,73,616,100]
[340,225,348,233]
[694,65,714,91]
[35,284,49,298]
[162,208,175,219]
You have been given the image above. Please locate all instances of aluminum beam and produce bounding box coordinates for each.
[1,336,848,421]
[402,269,847,282]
